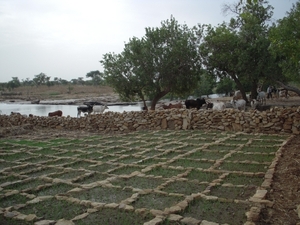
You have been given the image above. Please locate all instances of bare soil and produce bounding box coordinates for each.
[1,85,300,224]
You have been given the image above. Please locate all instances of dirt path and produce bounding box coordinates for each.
[258,135,300,225]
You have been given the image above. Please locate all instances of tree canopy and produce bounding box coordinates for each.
[199,0,282,101]
[100,16,203,110]
[269,1,300,82]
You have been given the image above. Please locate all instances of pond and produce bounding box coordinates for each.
[0,102,145,118]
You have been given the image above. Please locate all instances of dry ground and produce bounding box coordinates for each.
[1,85,300,224]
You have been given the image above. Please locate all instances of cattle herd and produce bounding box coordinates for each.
[160,88,291,112]
[47,102,109,118]
[9,88,291,117]
[77,103,108,117]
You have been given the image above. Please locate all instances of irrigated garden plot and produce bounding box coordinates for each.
[0,130,290,225]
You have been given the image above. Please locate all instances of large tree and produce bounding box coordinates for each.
[268,1,300,95]
[200,0,279,101]
[86,70,105,86]
[7,77,21,90]
[32,73,50,86]
[100,16,203,110]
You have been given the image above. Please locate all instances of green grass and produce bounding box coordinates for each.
[186,170,221,182]
[34,148,59,155]
[111,176,165,189]
[133,192,184,210]
[222,173,264,186]
[110,165,143,175]
[1,152,32,161]
[0,194,29,208]
[187,150,227,160]
[162,180,207,195]
[182,198,249,224]
[207,144,238,151]
[0,175,21,184]
[241,146,278,153]
[69,186,133,204]
[145,166,182,178]
[210,185,257,200]
[75,208,155,225]
[88,163,116,173]
[0,215,33,225]
[137,158,167,165]
[30,183,74,196]
[169,159,214,169]
[229,153,275,163]
[18,198,87,221]
[0,130,291,225]
[218,162,268,173]
[64,160,97,169]
[49,170,86,180]
[115,156,143,164]
[4,178,49,192]
[73,172,109,184]
[25,167,62,177]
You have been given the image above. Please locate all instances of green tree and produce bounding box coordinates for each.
[33,73,50,86]
[200,0,279,101]
[7,77,21,90]
[86,70,104,86]
[215,77,236,96]
[268,1,300,94]
[193,72,216,97]
[22,78,34,86]
[199,23,250,99]
[101,16,202,110]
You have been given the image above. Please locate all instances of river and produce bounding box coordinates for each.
[0,102,145,117]
[0,94,225,117]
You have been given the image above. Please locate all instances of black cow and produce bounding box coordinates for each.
[185,98,207,110]
[77,105,93,117]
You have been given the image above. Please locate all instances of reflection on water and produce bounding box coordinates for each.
[0,102,145,118]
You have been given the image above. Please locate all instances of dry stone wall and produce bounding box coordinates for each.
[1,107,300,134]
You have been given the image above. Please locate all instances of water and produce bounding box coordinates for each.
[0,102,145,117]
[0,94,225,117]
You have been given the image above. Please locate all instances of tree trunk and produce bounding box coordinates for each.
[150,89,170,110]
[231,74,249,102]
[250,79,258,100]
[276,81,300,96]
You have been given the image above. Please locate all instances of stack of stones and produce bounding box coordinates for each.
[1,107,300,134]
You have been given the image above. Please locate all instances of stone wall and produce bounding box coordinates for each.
[1,107,300,134]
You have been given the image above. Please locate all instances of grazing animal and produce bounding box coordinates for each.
[206,102,214,109]
[48,110,63,117]
[250,99,258,109]
[233,90,243,101]
[31,99,40,104]
[11,112,21,115]
[93,105,109,114]
[185,98,206,110]
[212,102,226,110]
[254,104,271,111]
[279,90,289,99]
[206,101,225,110]
[257,91,266,105]
[162,102,183,109]
[231,99,246,110]
[77,105,93,117]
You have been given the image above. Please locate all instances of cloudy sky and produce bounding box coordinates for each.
[0,0,298,83]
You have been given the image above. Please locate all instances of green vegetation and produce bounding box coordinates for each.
[0,130,290,224]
